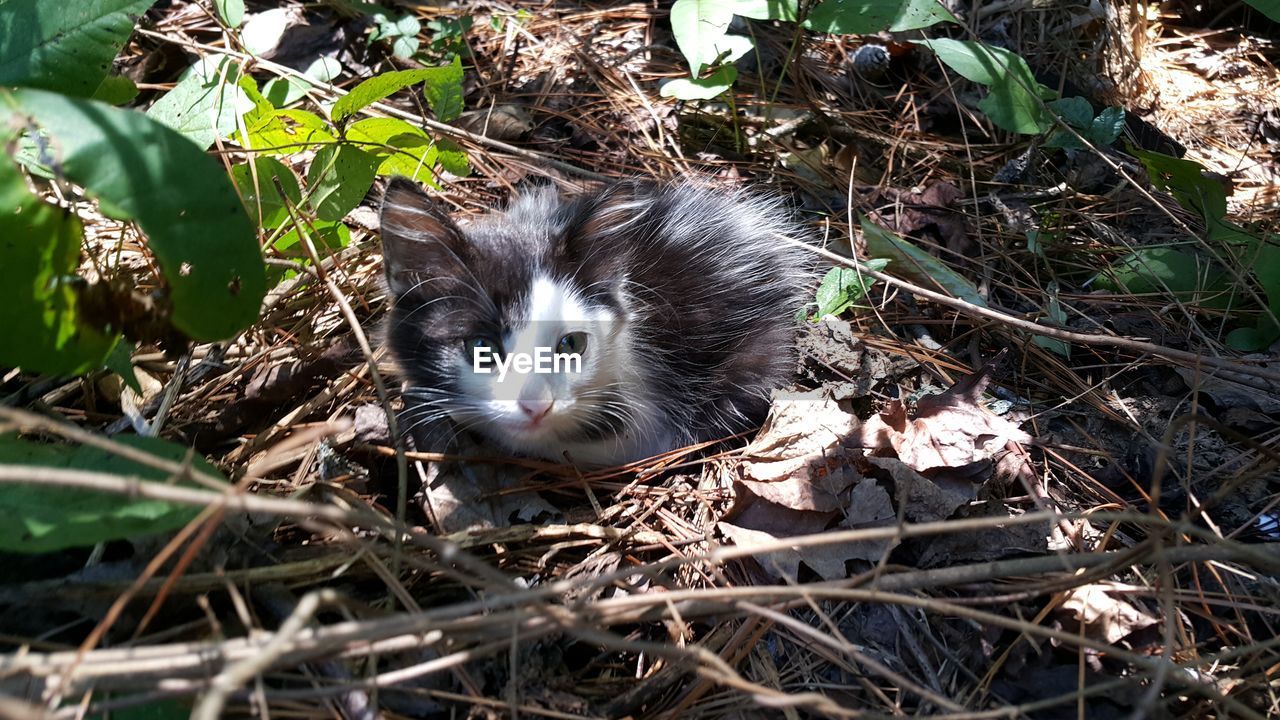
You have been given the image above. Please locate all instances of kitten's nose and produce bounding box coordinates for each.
[518,398,554,422]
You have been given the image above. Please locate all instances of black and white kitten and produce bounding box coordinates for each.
[380,177,811,467]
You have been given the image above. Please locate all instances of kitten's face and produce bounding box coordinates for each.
[380,179,637,459]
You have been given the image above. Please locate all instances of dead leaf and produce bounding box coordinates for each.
[719,478,894,581]
[738,389,862,511]
[866,181,971,257]
[1175,367,1280,414]
[418,434,559,533]
[859,351,1032,472]
[1059,582,1158,644]
[866,456,972,522]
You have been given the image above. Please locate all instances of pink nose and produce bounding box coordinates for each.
[518,398,553,422]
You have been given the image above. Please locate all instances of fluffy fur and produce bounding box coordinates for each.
[381,177,812,467]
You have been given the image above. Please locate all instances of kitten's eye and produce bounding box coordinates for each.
[465,337,502,358]
[556,332,588,356]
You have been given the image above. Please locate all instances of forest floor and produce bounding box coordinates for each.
[3,0,1280,718]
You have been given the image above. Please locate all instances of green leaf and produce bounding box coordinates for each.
[1089,106,1125,145]
[916,39,1052,134]
[332,64,465,123]
[0,435,222,553]
[861,217,988,308]
[307,144,379,221]
[0,0,156,98]
[146,57,253,150]
[347,117,437,181]
[670,0,737,76]
[1095,247,1228,303]
[1032,285,1070,357]
[1243,0,1280,21]
[660,65,738,100]
[92,74,140,105]
[240,108,336,154]
[1,88,267,342]
[1130,148,1227,221]
[104,341,142,394]
[420,56,465,122]
[805,0,957,33]
[812,260,888,318]
[0,156,119,375]
[231,156,301,229]
[727,0,800,20]
[215,0,244,27]
[1046,96,1092,129]
[435,138,470,177]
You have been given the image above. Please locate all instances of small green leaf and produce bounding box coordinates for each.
[332,64,464,123]
[0,156,119,375]
[420,56,465,122]
[0,435,223,553]
[670,0,736,76]
[263,76,312,107]
[916,39,1052,135]
[861,217,988,308]
[307,144,379,221]
[1046,96,1092,129]
[231,157,301,229]
[1095,247,1228,304]
[1130,149,1228,221]
[104,342,142,394]
[240,108,336,154]
[660,66,738,100]
[1,88,267,342]
[1089,106,1125,145]
[805,0,957,33]
[1032,285,1071,357]
[812,260,888,318]
[215,0,244,27]
[435,138,470,177]
[91,74,140,106]
[0,0,157,98]
[146,57,253,149]
[347,117,437,181]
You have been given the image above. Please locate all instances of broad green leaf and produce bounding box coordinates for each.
[805,0,957,33]
[146,57,253,149]
[240,108,336,154]
[92,74,140,105]
[1,88,267,341]
[264,76,313,107]
[0,156,119,375]
[0,0,156,98]
[1046,96,1092,129]
[241,7,291,56]
[812,260,888,318]
[916,39,1051,134]
[332,64,463,123]
[273,219,351,258]
[369,6,422,58]
[435,138,470,177]
[728,0,800,20]
[231,156,301,229]
[0,435,223,553]
[1130,148,1227,220]
[1244,0,1280,21]
[416,56,465,122]
[307,144,379,221]
[347,117,437,181]
[861,218,988,308]
[660,66,738,100]
[1089,106,1125,145]
[1095,247,1228,304]
[215,0,244,27]
[670,0,737,76]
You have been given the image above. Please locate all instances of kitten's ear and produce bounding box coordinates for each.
[380,177,468,295]
[558,181,651,270]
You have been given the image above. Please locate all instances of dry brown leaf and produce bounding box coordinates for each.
[719,478,893,581]
[860,352,1032,472]
[866,456,973,522]
[738,389,862,511]
[1059,582,1158,645]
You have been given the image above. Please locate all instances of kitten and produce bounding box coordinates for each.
[380,177,811,467]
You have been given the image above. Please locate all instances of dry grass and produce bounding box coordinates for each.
[2,0,1279,718]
